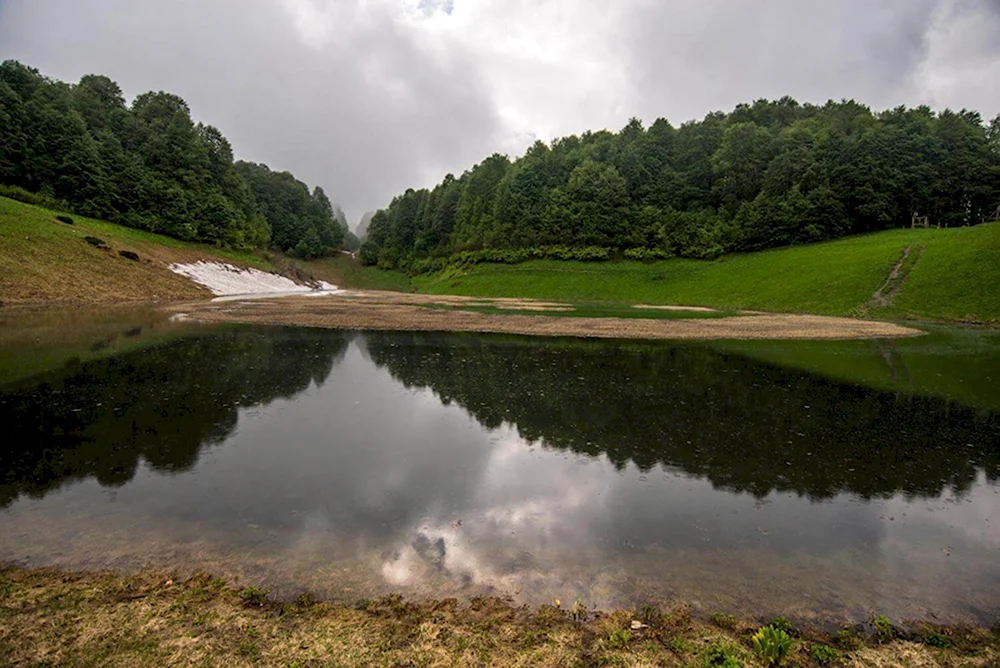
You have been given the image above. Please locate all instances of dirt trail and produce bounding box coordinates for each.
[171,290,924,341]
[860,244,923,313]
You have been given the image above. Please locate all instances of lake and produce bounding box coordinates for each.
[1,311,998,628]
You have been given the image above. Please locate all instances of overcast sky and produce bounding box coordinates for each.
[2,0,998,223]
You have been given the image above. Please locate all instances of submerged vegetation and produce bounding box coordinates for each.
[362,97,1000,271]
[1,565,997,667]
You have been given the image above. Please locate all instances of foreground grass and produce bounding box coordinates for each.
[411,224,1000,323]
[1,566,997,667]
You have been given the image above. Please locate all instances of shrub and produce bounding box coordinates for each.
[752,625,791,666]
[0,184,66,211]
[624,246,672,261]
[55,214,74,225]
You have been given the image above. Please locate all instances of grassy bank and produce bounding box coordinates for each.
[1,566,996,667]
[0,197,410,304]
[409,224,1000,323]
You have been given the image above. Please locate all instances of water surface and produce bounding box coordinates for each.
[1,319,998,627]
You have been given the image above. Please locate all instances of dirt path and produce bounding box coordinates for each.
[860,244,923,313]
[171,290,924,340]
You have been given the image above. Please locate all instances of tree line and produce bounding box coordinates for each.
[0,61,350,257]
[362,97,1000,271]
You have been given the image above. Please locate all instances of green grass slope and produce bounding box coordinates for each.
[413,224,1000,322]
[0,197,271,304]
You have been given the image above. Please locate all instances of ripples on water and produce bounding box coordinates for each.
[1,320,998,626]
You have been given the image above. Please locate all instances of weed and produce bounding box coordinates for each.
[639,603,659,625]
[667,636,696,654]
[834,629,863,650]
[295,592,317,607]
[570,599,587,622]
[770,616,793,634]
[924,630,951,648]
[607,628,631,650]
[870,613,897,642]
[710,612,739,630]
[810,643,841,665]
[238,585,269,607]
[702,641,742,667]
[237,640,259,657]
[752,625,791,666]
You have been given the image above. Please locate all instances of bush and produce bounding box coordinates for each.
[0,184,67,211]
[55,214,74,225]
[624,246,672,261]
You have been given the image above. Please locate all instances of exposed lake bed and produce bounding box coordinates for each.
[2,307,998,641]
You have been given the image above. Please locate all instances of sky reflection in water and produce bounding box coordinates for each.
[1,327,998,626]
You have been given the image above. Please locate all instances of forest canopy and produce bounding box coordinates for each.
[362,97,1000,271]
[0,60,345,256]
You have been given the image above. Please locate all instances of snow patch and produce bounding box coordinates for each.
[168,260,343,298]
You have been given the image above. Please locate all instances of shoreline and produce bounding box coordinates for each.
[2,564,996,667]
[168,290,928,341]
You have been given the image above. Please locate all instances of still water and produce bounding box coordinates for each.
[1,320,998,626]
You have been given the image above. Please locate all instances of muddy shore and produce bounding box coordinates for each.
[170,290,925,341]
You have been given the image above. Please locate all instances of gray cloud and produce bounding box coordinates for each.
[1,0,997,221]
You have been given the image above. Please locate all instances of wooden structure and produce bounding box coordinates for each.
[911,214,931,229]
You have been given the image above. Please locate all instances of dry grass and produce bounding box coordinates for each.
[172,290,926,341]
[1,565,996,667]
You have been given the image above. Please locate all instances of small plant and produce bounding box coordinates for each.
[702,641,742,667]
[607,628,631,650]
[710,612,739,629]
[294,592,317,607]
[834,629,863,650]
[238,585,269,607]
[769,616,793,634]
[870,613,896,642]
[752,625,791,666]
[570,599,587,622]
[923,630,951,648]
[810,643,841,665]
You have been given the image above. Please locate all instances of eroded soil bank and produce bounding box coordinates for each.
[1,565,996,667]
[171,290,925,341]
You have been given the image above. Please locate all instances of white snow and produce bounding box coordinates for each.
[168,260,343,299]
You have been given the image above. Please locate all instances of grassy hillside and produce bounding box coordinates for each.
[412,224,1000,322]
[0,197,277,304]
[0,197,411,304]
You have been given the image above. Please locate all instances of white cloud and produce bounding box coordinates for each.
[1,0,997,221]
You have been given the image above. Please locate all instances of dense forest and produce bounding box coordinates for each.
[362,98,1000,271]
[0,61,345,257]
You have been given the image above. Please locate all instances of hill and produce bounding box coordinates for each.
[411,223,1000,323]
[0,196,271,304]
